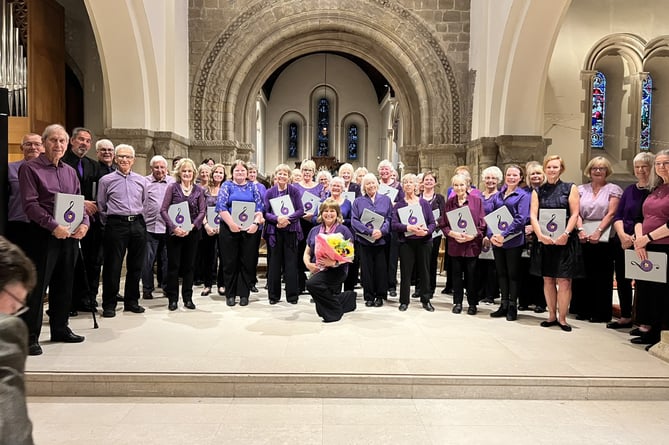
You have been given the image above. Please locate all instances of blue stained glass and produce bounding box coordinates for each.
[288,123,298,158]
[591,72,606,149]
[317,98,329,156]
[347,125,358,160]
[640,75,652,151]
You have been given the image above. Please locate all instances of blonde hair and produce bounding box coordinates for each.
[174,158,198,182]
[583,156,613,179]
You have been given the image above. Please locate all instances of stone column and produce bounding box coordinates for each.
[104,128,157,175]
[190,139,256,171]
[465,137,498,187]
[495,134,551,171]
[415,143,466,195]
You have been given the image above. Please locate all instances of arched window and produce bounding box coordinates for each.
[317,98,329,156]
[591,71,606,148]
[640,74,653,151]
[288,123,298,158]
[347,124,358,160]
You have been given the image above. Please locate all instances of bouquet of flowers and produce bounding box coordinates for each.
[315,232,355,266]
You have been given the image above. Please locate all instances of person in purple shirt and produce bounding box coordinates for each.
[610,152,653,331]
[351,173,393,307]
[377,159,404,296]
[391,174,437,312]
[216,160,264,307]
[142,155,174,300]
[441,173,486,315]
[18,124,89,355]
[303,199,357,322]
[264,164,305,304]
[6,133,43,250]
[247,163,266,293]
[160,158,206,311]
[97,144,148,318]
[487,165,530,321]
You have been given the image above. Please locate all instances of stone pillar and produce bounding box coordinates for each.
[465,137,498,187]
[415,143,466,195]
[190,139,256,172]
[495,134,551,171]
[105,128,190,175]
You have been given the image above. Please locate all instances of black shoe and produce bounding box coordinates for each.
[540,319,559,327]
[441,287,452,294]
[218,287,226,296]
[124,304,145,314]
[365,300,374,307]
[250,285,259,293]
[517,305,529,311]
[51,328,85,343]
[467,306,477,315]
[102,309,116,318]
[452,304,462,314]
[143,291,154,300]
[28,342,43,356]
[575,314,588,321]
[240,297,249,306]
[422,301,435,312]
[480,297,494,305]
[558,322,572,332]
[269,299,279,305]
[200,288,211,297]
[506,305,518,321]
[646,343,657,352]
[388,289,397,297]
[490,305,508,318]
[399,303,408,311]
[373,298,383,307]
[629,327,647,336]
[533,306,546,314]
[631,333,659,345]
[168,301,178,311]
[69,310,79,317]
[226,297,236,306]
[116,293,124,302]
[411,293,419,299]
[607,320,633,329]
[184,301,196,310]
[288,299,298,305]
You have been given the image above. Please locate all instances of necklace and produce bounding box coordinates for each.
[181,183,193,196]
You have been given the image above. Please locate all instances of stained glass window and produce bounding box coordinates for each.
[316,98,329,156]
[288,123,298,158]
[591,71,606,149]
[347,125,358,160]
[640,74,653,151]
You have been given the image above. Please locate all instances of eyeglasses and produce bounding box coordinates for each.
[591,167,607,171]
[116,154,134,159]
[655,161,669,168]
[22,141,42,148]
[2,288,29,317]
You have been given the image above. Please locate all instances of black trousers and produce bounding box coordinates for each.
[219,224,256,299]
[343,239,361,291]
[71,220,103,310]
[200,229,223,289]
[635,243,669,331]
[399,239,431,304]
[492,246,523,305]
[20,223,77,341]
[451,256,478,306]
[571,241,614,321]
[359,244,388,301]
[267,230,300,302]
[306,266,356,322]
[166,230,201,303]
[428,236,442,294]
[475,259,498,301]
[385,232,400,289]
[102,217,146,311]
[611,237,634,319]
[297,219,316,291]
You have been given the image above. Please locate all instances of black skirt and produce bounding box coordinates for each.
[529,233,585,279]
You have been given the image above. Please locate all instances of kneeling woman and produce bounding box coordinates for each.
[303,199,357,323]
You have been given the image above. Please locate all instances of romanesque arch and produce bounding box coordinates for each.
[190,0,466,163]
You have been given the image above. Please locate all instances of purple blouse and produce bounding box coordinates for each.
[613,184,650,235]
[488,186,530,248]
[263,184,305,247]
[391,198,436,243]
[160,182,206,233]
[351,193,393,246]
[641,183,669,245]
[306,223,353,273]
[442,192,486,257]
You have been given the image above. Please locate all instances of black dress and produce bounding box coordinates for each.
[530,180,585,279]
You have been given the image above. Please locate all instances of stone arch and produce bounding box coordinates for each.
[191,0,464,151]
[583,33,645,72]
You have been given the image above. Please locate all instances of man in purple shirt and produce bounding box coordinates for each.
[6,133,43,250]
[19,124,89,355]
[142,155,174,299]
[97,144,148,317]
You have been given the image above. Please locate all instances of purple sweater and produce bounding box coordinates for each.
[391,198,436,243]
[160,182,206,233]
[351,193,393,246]
[263,184,305,247]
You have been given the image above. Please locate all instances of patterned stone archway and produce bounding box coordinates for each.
[190,0,468,163]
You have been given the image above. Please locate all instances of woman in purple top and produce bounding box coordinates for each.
[199,163,226,297]
[571,157,622,323]
[391,174,437,312]
[419,171,447,297]
[293,159,324,293]
[631,149,669,348]
[351,173,393,307]
[610,152,653,331]
[216,160,264,307]
[263,164,305,304]
[303,199,357,322]
[160,158,206,311]
[477,166,503,304]
[441,173,486,315]
[488,165,530,321]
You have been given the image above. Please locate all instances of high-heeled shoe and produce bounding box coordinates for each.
[201,287,211,296]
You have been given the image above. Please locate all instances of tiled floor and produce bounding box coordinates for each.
[27,397,669,444]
